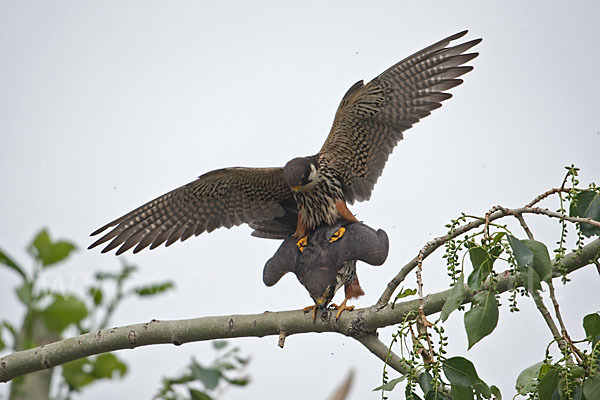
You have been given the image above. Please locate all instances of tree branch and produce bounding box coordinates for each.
[2,237,598,382]
[353,334,410,375]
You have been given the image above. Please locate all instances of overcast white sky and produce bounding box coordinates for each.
[1,1,599,399]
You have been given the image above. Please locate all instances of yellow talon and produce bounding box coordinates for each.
[329,227,346,243]
[333,297,354,320]
[303,304,318,321]
[296,235,308,252]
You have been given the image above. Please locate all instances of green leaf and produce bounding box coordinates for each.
[132,281,175,297]
[374,376,406,391]
[406,385,424,400]
[517,265,542,294]
[0,249,27,280]
[222,377,249,386]
[467,242,502,290]
[212,340,228,350]
[28,229,76,267]
[88,287,103,306]
[451,384,474,400]
[235,356,249,366]
[2,321,18,343]
[490,385,502,399]
[441,272,466,322]
[218,362,236,370]
[62,358,96,389]
[570,190,600,237]
[0,326,5,351]
[522,240,553,283]
[538,367,560,400]
[515,362,543,395]
[16,281,33,305]
[418,370,434,393]
[464,290,499,349]
[92,353,127,379]
[570,365,586,379]
[189,389,213,400]
[42,295,88,332]
[425,390,450,400]
[491,232,506,245]
[571,383,585,400]
[474,381,492,399]
[191,362,221,390]
[394,287,417,301]
[583,313,600,340]
[583,374,600,400]
[443,357,480,387]
[507,236,533,267]
[62,354,126,390]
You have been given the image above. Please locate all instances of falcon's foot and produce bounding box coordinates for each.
[302,304,318,321]
[332,297,355,320]
[296,235,308,252]
[329,226,346,243]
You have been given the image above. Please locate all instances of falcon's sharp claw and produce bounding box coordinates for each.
[332,297,354,320]
[329,227,346,243]
[296,235,308,252]
[302,304,317,321]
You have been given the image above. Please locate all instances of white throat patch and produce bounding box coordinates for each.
[299,163,320,192]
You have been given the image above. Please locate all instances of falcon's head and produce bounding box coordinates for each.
[296,263,342,310]
[283,156,319,192]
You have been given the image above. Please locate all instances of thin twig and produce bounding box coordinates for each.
[278,330,286,348]
[515,214,535,240]
[513,215,582,359]
[547,283,584,363]
[483,206,503,242]
[531,291,567,351]
[526,187,574,208]
[523,207,600,228]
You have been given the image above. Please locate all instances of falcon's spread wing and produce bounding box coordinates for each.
[319,31,481,203]
[89,167,294,254]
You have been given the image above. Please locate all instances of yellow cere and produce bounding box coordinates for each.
[329,227,346,243]
[292,186,301,192]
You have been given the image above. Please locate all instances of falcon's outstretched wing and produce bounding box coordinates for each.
[89,167,294,254]
[319,30,481,203]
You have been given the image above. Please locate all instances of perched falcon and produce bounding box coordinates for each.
[89,31,481,255]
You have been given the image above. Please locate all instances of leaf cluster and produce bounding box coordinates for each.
[155,340,250,400]
[378,166,600,399]
[0,229,175,398]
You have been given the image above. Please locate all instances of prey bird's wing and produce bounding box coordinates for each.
[89,167,294,254]
[319,30,481,203]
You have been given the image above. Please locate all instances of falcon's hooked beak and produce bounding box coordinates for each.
[315,297,331,316]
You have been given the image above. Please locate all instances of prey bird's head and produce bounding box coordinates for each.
[283,156,319,192]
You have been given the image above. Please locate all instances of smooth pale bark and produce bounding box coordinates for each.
[2,238,598,383]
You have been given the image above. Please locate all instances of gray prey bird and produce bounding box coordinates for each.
[89,31,481,261]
